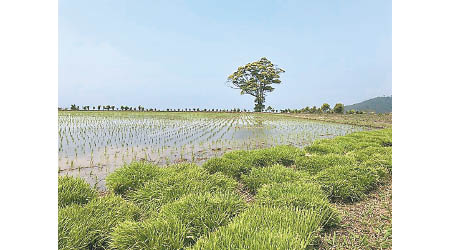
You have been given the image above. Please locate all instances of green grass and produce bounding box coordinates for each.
[58,176,97,208]
[255,181,340,228]
[204,145,305,180]
[315,165,388,202]
[294,154,357,175]
[350,146,392,171]
[249,145,305,168]
[190,206,325,250]
[160,192,247,245]
[58,195,141,250]
[241,164,311,193]
[106,161,164,196]
[305,128,392,155]
[110,215,188,250]
[110,192,246,250]
[127,164,237,213]
[203,157,250,179]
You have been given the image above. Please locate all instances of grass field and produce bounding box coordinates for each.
[58,122,392,249]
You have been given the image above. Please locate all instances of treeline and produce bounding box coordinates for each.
[59,105,255,113]
[59,103,365,114]
[280,103,364,114]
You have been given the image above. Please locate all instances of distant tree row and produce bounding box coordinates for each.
[279,103,345,114]
[60,103,364,114]
[61,105,261,113]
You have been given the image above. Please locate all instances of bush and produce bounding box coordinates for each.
[255,182,340,227]
[160,192,247,245]
[58,195,141,250]
[58,176,97,208]
[314,165,388,202]
[191,206,324,250]
[106,161,164,196]
[294,154,357,175]
[241,164,311,193]
[128,165,237,212]
[110,215,188,250]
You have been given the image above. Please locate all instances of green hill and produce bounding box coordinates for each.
[344,96,392,113]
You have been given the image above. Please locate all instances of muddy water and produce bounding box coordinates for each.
[58,112,365,190]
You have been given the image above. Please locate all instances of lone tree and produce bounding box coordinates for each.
[227,57,285,112]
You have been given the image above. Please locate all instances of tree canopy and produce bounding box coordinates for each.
[333,103,344,114]
[227,57,285,112]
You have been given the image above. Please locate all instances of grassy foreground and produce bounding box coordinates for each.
[59,128,392,249]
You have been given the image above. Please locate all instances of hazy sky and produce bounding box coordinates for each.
[59,0,391,110]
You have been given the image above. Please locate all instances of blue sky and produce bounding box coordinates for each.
[59,0,391,110]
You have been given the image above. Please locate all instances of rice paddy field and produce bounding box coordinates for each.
[58,111,392,249]
[58,111,364,190]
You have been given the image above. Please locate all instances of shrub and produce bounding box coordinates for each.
[106,161,164,196]
[190,206,324,250]
[294,154,357,175]
[128,165,237,212]
[315,165,388,202]
[241,164,311,193]
[255,181,340,227]
[110,215,188,250]
[58,195,141,250]
[160,192,247,245]
[58,176,97,208]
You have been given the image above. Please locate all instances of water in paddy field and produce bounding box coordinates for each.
[58,111,366,190]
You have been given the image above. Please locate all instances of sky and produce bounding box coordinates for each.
[59,0,391,110]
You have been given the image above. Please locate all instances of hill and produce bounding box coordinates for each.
[344,96,392,113]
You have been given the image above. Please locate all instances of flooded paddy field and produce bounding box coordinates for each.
[58,111,366,190]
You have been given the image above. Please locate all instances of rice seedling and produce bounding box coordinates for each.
[127,164,237,213]
[58,195,141,250]
[241,164,311,193]
[190,206,326,250]
[314,165,388,202]
[105,161,164,196]
[349,146,392,171]
[58,111,363,190]
[159,192,247,245]
[58,114,392,249]
[294,153,357,175]
[58,176,97,208]
[255,181,340,227]
[110,214,188,250]
[202,157,251,179]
